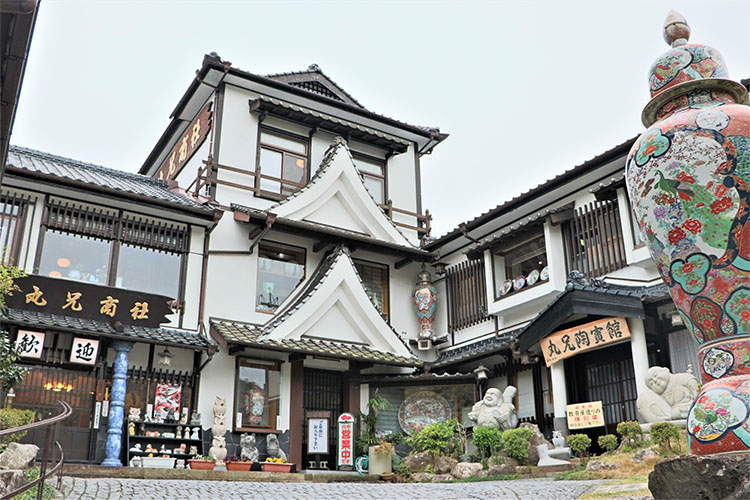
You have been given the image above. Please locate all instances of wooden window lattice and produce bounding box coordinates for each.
[561,199,627,279]
[0,192,31,265]
[446,258,490,334]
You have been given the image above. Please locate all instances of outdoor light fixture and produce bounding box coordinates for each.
[473,364,489,383]
[44,382,73,392]
[433,262,447,276]
[158,347,175,366]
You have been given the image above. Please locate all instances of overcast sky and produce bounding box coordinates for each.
[10,0,750,237]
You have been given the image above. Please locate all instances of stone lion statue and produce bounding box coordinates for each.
[468,387,518,431]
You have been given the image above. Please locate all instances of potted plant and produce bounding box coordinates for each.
[188,455,216,470]
[356,390,393,475]
[369,440,395,475]
[260,456,293,473]
[225,455,252,471]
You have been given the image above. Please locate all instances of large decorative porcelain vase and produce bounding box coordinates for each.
[625,12,750,455]
[413,268,438,342]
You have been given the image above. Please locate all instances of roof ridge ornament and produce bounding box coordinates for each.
[663,10,690,47]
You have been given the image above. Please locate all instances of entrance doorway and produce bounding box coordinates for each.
[302,369,343,469]
[14,365,98,462]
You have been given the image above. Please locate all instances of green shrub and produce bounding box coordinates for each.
[500,428,534,465]
[405,418,459,457]
[472,427,503,459]
[567,433,592,458]
[616,420,643,450]
[382,432,405,445]
[0,408,36,448]
[597,434,618,453]
[650,422,681,454]
[17,468,57,500]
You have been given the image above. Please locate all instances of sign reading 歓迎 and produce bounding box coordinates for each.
[70,337,100,365]
[566,401,605,429]
[308,417,329,454]
[155,101,213,181]
[541,316,631,367]
[15,330,45,358]
[337,413,355,470]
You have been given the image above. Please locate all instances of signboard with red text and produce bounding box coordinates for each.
[566,401,605,429]
[337,412,355,470]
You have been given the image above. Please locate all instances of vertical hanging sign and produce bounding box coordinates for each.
[337,412,355,470]
[155,101,213,181]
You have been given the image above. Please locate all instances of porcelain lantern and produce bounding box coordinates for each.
[625,11,750,455]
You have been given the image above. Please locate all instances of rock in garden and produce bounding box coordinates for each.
[411,472,434,483]
[0,443,38,470]
[487,464,516,476]
[518,423,552,465]
[631,447,659,463]
[586,460,615,471]
[0,470,28,497]
[402,451,432,472]
[433,456,457,475]
[431,473,453,482]
[450,461,483,479]
[649,454,750,500]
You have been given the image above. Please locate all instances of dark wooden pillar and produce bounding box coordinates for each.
[342,371,360,417]
[289,358,304,467]
[532,360,545,429]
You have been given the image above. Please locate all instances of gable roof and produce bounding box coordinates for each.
[265,64,364,109]
[6,145,215,216]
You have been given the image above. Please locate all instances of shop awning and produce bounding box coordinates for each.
[3,308,211,351]
[430,331,521,370]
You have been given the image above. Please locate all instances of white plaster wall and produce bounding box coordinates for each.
[180,225,205,331]
[386,145,419,244]
[197,348,236,430]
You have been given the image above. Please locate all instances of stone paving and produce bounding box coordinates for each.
[58,476,601,500]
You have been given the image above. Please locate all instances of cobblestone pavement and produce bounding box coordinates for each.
[59,476,601,500]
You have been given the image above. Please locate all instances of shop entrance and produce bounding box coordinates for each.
[14,365,98,462]
[302,369,343,469]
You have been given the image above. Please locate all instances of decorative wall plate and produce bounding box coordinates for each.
[527,269,540,286]
[500,280,513,296]
[540,266,549,281]
[398,391,451,435]
[513,276,526,291]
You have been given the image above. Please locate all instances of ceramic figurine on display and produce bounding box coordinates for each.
[413,267,446,346]
[626,11,750,454]
[183,428,190,440]
[128,407,141,421]
[240,433,259,462]
[208,396,227,461]
[266,433,287,462]
[189,445,198,455]
[139,423,145,435]
[128,422,136,436]
[190,412,201,426]
[190,427,199,440]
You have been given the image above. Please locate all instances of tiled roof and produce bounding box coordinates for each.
[265,64,365,109]
[7,146,213,213]
[3,308,210,350]
[212,319,423,367]
[590,172,626,194]
[431,330,520,370]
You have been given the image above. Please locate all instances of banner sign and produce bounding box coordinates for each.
[308,417,329,454]
[155,101,213,181]
[541,316,631,367]
[337,413,355,469]
[566,401,605,429]
[70,337,100,365]
[15,330,45,359]
[6,275,175,329]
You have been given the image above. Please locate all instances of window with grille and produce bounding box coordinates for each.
[0,192,30,265]
[353,259,389,320]
[446,258,489,333]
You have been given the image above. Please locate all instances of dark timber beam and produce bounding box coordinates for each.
[313,240,332,253]
[228,344,245,356]
[395,258,412,269]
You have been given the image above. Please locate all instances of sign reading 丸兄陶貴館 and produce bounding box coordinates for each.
[337,413,355,470]
[541,316,631,367]
[566,401,605,429]
[6,274,175,329]
[155,101,213,181]
[308,417,329,454]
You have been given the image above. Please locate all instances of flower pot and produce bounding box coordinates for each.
[188,460,216,470]
[142,457,176,469]
[367,446,392,476]
[260,462,293,473]
[226,461,252,471]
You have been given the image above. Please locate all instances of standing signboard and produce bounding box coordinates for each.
[307,417,330,455]
[337,413,355,470]
[566,401,605,429]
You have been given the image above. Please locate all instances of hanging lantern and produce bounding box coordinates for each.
[626,11,750,455]
[413,267,438,349]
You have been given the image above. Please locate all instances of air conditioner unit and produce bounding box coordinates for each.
[417,339,432,351]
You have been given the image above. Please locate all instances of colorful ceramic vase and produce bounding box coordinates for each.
[413,268,438,342]
[625,11,750,455]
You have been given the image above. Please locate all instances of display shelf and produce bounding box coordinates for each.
[125,419,203,468]
[128,435,202,442]
[128,451,197,458]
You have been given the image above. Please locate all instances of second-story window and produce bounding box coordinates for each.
[353,259,389,320]
[352,154,386,205]
[445,258,489,333]
[492,226,548,299]
[257,128,308,198]
[0,191,31,265]
[256,241,306,313]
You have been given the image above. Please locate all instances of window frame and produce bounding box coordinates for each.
[233,357,281,433]
[351,152,387,205]
[255,240,307,314]
[491,225,548,301]
[254,126,310,201]
[0,191,31,266]
[352,257,390,321]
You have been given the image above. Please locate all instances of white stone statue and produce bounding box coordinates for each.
[468,387,518,431]
[240,433,259,462]
[208,396,227,461]
[637,366,699,423]
[266,434,287,462]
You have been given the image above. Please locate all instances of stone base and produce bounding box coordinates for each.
[648,453,750,500]
[639,419,686,433]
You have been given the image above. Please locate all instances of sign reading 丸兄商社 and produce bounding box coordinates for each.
[337,413,355,469]
[308,417,329,454]
[155,101,213,181]
[566,401,605,429]
[541,316,631,367]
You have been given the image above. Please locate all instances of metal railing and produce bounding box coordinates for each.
[0,401,72,500]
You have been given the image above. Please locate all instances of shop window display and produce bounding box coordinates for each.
[38,231,110,285]
[234,359,280,430]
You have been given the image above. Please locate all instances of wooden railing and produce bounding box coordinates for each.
[190,159,432,237]
[0,401,72,500]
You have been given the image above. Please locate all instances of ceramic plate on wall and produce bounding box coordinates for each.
[514,276,526,290]
[527,269,540,286]
[500,280,513,296]
[540,266,549,281]
[398,391,452,435]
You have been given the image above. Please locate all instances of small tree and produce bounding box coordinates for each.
[568,433,592,459]
[405,418,459,461]
[356,390,392,454]
[598,434,618,454]
[472,426,503,460]
[500,428,534,465]
[616,420,644,451]
[650,422,681,455]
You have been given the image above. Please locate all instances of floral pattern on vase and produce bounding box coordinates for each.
[413,269,438,342]
[688,376,750,454]
[698,337,750,381]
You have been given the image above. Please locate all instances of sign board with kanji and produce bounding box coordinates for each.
[15,330,45,359]
[566,401,605,429]
[541,316,631,367]
[70,337,100,365]
[308,417,329,454]
[337,412,355,470]
[155,101,213,181]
